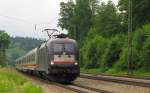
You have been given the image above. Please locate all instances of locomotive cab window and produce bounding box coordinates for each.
[65,43,75,54]
[53,43,63,54]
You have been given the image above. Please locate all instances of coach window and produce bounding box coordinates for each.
[28,56,29,62]
[27,57,28,63]
[28,57,29,63]
[31,54,32,62]
[26,57,27,63]
[30,55,31,62]
[28,56,29,63]
[31,54,33,62]
[33,54,34,61]
[32,54,33,61]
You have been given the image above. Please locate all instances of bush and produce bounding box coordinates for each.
[101,35,126,71]
[80,35,108,68]
[115,24,150,72]
[114,47,140,71]
[132,24,150,71]
[140,38,150,71]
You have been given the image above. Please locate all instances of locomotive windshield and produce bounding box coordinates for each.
[53,43,75,54]
[65,43,75,53]
[53,43,63,54]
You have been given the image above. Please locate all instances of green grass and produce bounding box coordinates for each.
[22,82,42,93]
[80,68,103,75]
[0,68,42,93]
[80,67,150,77]
[134,70,150,77]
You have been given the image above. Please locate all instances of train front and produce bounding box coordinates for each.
[47,38,79,82]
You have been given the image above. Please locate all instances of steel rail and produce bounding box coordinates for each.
[86,74,150,80]
[80,74,150,88]
[72,83,112,93]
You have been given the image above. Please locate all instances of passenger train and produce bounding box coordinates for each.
[15,33,79,83]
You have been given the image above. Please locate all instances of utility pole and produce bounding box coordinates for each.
[128,0,133,75]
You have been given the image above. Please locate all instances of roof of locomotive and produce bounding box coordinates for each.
[47,38,77,45]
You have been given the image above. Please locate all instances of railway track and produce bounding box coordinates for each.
[18,71,112,93]
[40,77,113,93]
[53,82,112,93]
[71,83,112,93]
[88,74,150,80]
[80,74,150,88]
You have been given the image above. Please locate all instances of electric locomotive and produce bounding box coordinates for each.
[15,29,79,83]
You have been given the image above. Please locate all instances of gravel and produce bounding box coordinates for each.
[74,78,150,93]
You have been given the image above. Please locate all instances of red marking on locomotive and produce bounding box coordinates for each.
[53,61,75,64]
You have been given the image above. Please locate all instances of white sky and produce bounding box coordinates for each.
[0,0,118,39]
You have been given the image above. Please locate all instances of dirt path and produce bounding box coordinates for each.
[18,72,76,93]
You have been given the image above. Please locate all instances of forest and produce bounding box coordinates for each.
[58,0,150,76]
[6,37,43,66]
[0,34,43,66]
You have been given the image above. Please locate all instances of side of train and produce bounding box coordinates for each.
[15,35,79,82]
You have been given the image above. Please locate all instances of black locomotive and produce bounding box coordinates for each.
[15,31,79,83]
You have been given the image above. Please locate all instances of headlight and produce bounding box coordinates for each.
[74,62,78,65]
[51,62,54,65]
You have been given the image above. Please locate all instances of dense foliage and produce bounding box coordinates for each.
[6,37,43,66]
[0,31,10,66]
[58,0,150,75]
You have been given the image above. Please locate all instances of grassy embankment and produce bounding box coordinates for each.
[80,68,150,77]
[0,68,42,93]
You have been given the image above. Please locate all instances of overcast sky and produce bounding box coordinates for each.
[0,0,118,39]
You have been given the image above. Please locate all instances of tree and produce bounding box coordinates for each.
[118,0,150,30]
[58,0,75,38]
[94,1,123,37]
[74,0,94,44]
[58,0,97,45]
[0,31,10,49]
[0,31,10,66]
